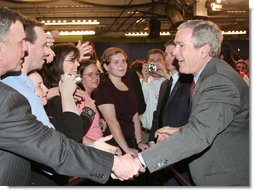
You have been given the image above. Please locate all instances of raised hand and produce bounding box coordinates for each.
[111,154,145,181]
[73,88,86,102]
[59,74,77,96]
[45,31,59,64]
[45,48,55,64]
[58,74,80,114]
[76,40,94,62]
[58,74,77,96]
[141,63,150,82]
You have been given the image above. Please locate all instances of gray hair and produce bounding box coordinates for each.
[177,20,223,57]
[0,7,25,43]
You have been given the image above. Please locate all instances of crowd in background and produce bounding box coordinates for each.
[0,7,249,186]
[23,27,250,186]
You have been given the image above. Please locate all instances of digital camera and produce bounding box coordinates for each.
[60,74,82,84]
[148,63,157,72]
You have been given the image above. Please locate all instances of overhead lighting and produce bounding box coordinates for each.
[227,10,246,14]
[210,0,222,11]
[41,19,100,25]
[136,18,145,24]
[58,30,95,36]
[125,31,170,37]
[125,32,148,37]
[160,32,171,36]
[222,30,247,35]
[211,3,222,11]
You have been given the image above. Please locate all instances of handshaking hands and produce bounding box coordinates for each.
[92,135,146,181]
[111,154,145,181]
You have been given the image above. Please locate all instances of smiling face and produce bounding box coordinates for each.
[81,63,100,94]
[104,52,128,78]
[25,26,49,72]
[63,52,80,75]
[173,28,204,76]
[28,71,49,106]
[0,21,28,76]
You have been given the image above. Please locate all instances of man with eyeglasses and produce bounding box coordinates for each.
[0,7,144,186]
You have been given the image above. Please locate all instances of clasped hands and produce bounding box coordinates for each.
[90,135,145,181]
[111,154,145,181]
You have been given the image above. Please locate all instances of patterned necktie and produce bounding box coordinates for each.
[190,80,195,98]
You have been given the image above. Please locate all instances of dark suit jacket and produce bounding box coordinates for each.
[0,82,113,185]
[149,73,193,142]
[141,58,249,186]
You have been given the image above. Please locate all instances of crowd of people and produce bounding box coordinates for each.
[0,7,249,186]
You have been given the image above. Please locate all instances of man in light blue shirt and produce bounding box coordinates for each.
[2,18,55,128]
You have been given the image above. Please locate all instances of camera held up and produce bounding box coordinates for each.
[60,74,82,84]
[148,63,157,72]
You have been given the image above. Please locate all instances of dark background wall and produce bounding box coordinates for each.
[94,40,249,64]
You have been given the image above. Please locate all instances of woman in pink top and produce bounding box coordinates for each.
[78,59,104,144]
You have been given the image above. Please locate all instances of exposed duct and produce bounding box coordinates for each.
[193,0,208,17]
[165,5,184,27]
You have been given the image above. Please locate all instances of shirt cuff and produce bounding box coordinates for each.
[138,153,146,168]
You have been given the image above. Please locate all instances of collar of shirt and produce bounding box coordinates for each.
[170,72,179,93]
[194,65,206,83]
[20,72,36,91]
[171,72,179,82]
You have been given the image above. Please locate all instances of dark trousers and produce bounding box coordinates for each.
[31,165,69,186]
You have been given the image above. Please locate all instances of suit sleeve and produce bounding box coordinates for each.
[49,112,84,143]
[0,84,113,184]
[141,74,242,173]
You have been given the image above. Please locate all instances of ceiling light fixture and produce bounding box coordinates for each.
[160,32,171,36]
[210,3,222,11]
[222,30,247,35]
[210,0,223,11]
[125,32,148,37]
[125,31,170,37]
[58,30,95,35]
[41,19,100,25]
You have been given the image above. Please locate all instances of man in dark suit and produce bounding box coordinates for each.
[139,20,249,186]
[0,7,144,186]
[148,40,193,185]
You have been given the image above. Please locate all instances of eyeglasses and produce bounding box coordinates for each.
[82,72,101,78]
